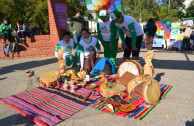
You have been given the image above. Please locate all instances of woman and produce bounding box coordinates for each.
[78,28,101,72]
[144,18,157,50]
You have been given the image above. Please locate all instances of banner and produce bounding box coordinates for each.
[170,22,180,39]
[155,21,171,40]
[55,3,68,29]
[86,0,121,12]
[183,19,193,26]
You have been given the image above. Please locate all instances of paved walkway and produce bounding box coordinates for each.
[0,48,194,126]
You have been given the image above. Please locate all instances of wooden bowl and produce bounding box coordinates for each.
[26,71,34,77]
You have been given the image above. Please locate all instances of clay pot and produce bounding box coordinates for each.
[26,71,34,77]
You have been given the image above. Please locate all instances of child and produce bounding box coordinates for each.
[55,31,78,68]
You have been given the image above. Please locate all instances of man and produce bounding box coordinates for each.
[55,31,78,68]
[97,10,119,66]
[0,18,12,44]
[69,10,86,44]
[110,10,143,60]
[182,26,192,51]
[17,20,29,44]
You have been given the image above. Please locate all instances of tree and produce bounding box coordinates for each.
[66,0,89,17]
[186,0,194,17]
[0,0,49,34]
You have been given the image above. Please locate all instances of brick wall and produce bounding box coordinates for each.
[0,0,67,60]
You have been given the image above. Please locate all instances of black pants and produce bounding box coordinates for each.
[2,32,11,43]
[124,35,143,58]
[182,37,190,50]
[17,31,27,39]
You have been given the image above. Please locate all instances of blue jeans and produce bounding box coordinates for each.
[73,33,81,44]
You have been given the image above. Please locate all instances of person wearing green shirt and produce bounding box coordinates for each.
[78,28,101,72]
[110,10,143,60]
[55,31,78,68]
[0,18,13,44]
[97,10,119,66]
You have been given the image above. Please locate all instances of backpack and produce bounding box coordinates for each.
[3,44,10,56]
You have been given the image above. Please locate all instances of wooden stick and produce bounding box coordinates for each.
[82,91,92,102]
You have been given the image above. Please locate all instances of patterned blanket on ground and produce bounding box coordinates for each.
[0,87,97,126]
[89,84,172,120]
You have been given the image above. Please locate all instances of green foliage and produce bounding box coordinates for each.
[186,0,194,17]
[66,0,90,17]
[123,0,185,22]
[0,0,49,34]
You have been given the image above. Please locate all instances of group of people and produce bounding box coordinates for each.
[0,18,29,45]
[55,10,144,73]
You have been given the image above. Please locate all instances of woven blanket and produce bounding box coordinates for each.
[0,87,96,126]
[89,84,172,120]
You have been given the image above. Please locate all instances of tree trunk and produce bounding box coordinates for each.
[139,10,142,23]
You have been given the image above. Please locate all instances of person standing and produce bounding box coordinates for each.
[182,26,192,51]
[110,10,143,60]
[143,18,157,50]
[97,10,119,66]
[55,31,78,68]
[157,27,165,39]
[69,10,86,44]
[0,18,12,45]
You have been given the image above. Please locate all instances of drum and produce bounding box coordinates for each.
[39,70,59,88]
[100,83,126,97]
[117,61,143,79]
[127,75,161,104]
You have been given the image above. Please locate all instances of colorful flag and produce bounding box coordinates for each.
[86,0,121,12]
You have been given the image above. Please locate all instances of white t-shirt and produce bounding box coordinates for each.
[98,18,119,41]
[115,15,143,37]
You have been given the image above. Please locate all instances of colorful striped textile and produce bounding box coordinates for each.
[55,3,68,29]
[89,84,172,120]
[0,87,96,126]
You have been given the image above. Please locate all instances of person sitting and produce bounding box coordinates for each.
[0,18,13,45]
[17,20,29,44]
[78,28,101,72]
[55,31,78,69]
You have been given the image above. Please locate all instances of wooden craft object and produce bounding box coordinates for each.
[99,71,108,83]
[82,91,92,102]
[106,104,114,112]
[100,83,126,97]
[39,70,59,88]
[58,49,66,75]
[143,50,154,78]
[116,60,143,81]
[98,98,136,113]
[127,75,161,104]
[119,71,136,86]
